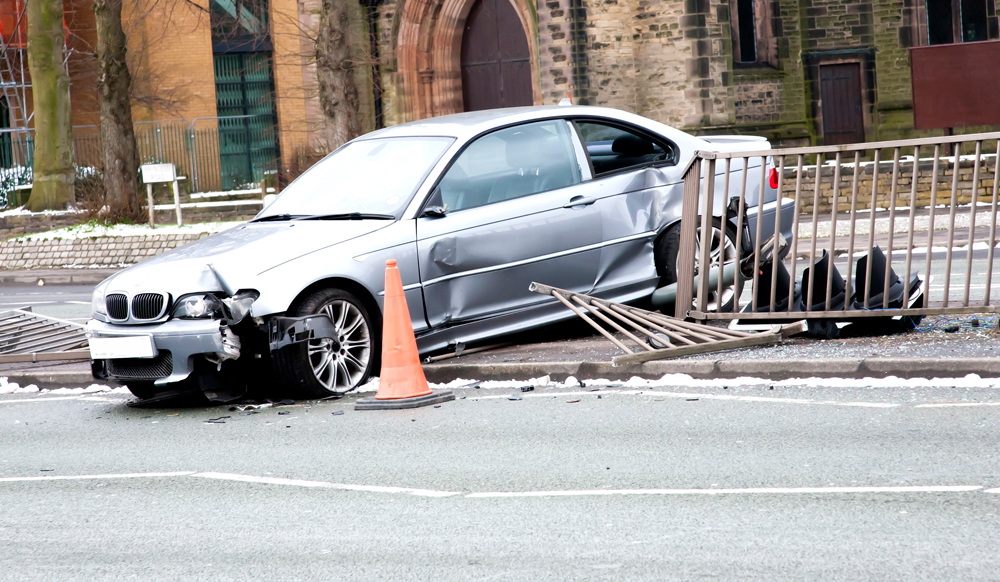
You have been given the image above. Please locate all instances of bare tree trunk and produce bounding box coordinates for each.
[94,0,142,222]
[26,0,74,211]
[315,0,361,149]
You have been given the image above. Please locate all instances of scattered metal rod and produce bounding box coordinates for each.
[424,342,512,363]
[529,282,806,365]
[0,309,90,363]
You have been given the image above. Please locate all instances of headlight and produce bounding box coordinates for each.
[223,290,259,324]
[91,284,107,321]
[172,294,225,319]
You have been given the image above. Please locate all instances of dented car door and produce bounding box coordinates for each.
[416,120,602,329]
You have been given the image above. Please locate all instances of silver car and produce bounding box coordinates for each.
[88,105,791,401]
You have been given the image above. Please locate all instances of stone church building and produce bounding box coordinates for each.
[371,0,1000,146]
[3,0,996,193]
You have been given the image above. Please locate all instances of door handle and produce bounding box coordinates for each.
[564,196,597,208]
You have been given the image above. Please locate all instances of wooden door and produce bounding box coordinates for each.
[460,0,533,111]
[820,63,865,145]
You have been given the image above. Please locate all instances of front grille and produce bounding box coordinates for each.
[132,293,167,320]
[106,294,128,320]
[107,350,173,380]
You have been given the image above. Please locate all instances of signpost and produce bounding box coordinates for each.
[141,163,182,227]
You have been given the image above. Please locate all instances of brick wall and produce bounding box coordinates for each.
[0,234,209,270]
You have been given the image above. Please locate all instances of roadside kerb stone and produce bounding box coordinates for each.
[8,357,1000,390]
[423,357,1000,384]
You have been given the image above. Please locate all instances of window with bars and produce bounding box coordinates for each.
[214,53,279,189]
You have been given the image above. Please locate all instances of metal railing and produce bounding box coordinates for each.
[675,132,1000,321]
[0,116,279,205]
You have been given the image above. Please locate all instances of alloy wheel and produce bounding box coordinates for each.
[307,299,371,392]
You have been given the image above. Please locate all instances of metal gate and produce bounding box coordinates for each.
[675,131,1000,321]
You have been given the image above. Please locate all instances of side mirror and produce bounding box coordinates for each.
[262,193,277,208]
[420,205,447,218]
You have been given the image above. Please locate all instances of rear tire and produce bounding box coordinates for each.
[272,288,378,398]
[655,218,738,314]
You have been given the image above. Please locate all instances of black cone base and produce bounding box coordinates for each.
[355,389,456,410]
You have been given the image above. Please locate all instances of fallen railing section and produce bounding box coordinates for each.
[676,131,1000,323]
[0,309,90,364]
[529,283,805,365]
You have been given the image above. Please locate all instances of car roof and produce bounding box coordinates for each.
[358,105,707,149]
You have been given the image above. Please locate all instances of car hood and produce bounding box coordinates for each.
[101,220,391,296]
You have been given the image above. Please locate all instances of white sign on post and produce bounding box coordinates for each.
[140,163,182,227]
[141,163,175,183]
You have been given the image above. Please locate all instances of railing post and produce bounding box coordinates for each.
[675,155,703,319]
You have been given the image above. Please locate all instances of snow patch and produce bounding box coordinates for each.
[0,377,128,396]
[14,221,243,241]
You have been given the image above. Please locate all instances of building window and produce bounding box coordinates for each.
[730,0,775,66]
[926,0,990,44]
[213,53,280,189]
[211,0,270,48]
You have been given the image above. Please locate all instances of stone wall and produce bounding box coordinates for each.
[0,214,82,241]
[0,234,209,270]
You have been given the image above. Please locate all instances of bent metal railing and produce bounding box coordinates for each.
[675,131,1000,321]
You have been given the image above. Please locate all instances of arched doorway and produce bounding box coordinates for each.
[460,0,533,111]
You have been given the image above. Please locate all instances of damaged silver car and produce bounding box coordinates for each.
[88,105,793,401]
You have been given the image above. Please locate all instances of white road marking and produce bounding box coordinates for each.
[915,402,1000,408]
[0,471,991,499]
[0,301,55,306]
[192,472,462,497]
[472,389,898,408]
[64,300,91,305]
[0,471,194,483]
[466,485,984,498]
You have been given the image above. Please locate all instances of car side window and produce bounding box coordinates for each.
[434,120,583,212]
[574,120,674,177]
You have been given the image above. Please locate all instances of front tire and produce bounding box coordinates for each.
[272,288,378,398]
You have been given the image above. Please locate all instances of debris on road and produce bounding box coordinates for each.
[204,416,230,424]
[332,410,345,416]
[530,282,806,364]
[508,395,522,401]
[0,309,90,364]
[566,398,581,403]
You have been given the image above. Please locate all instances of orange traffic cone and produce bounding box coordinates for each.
[355,259,455,410]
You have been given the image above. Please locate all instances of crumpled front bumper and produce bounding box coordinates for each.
[88,318,227,385]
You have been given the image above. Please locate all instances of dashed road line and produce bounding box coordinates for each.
[192,472,461,497]
[0,472,991,499]
[466,485,984,498]
[0,471,195,483]
[915,402,1000,408]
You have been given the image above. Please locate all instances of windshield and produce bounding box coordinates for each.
[257,136,454,219]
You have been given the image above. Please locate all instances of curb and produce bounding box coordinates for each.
[6,357,1000,389]
[422,357,1000,383]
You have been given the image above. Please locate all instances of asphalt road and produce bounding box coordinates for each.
[2,380,1000,580]
[0,284,93,321]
